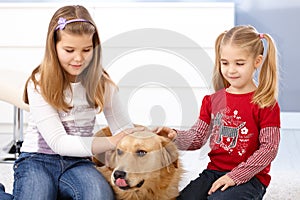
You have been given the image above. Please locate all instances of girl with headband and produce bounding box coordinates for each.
[0,5,141,200]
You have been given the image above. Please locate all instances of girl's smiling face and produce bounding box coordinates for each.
[56,31,94,82]
[220,44,263,94]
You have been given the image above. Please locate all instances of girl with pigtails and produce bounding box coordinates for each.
[154,25,281,200]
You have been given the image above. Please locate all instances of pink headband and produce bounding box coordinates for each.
[55,17,91,31]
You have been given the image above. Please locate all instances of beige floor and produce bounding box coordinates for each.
[1,129,300,199]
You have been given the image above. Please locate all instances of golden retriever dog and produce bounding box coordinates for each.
[93,127,182,200]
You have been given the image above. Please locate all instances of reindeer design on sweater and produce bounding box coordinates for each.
[214,112,246,148]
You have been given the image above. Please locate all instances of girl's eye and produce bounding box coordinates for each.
[83,49,92,52]
[65,49,74,53]
[136,150,147,157]
[221,62,228,65]
[236,63,244,66]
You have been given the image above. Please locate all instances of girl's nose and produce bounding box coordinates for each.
[228,65,237,73]
[74,52,84,62]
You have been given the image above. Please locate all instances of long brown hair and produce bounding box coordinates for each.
[213,25,279,108]
[24,5,114,112]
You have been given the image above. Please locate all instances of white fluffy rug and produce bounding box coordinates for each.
[1,128,299,199]
[1,161,299,199]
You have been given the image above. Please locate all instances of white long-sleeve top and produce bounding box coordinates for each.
[21,80,133,157]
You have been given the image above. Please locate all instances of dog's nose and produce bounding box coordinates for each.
[114,170,126,179]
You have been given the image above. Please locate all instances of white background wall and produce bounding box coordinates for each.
[0,2,234,131]
[0,2,298,132]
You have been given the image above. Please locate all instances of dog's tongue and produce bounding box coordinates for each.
[116,178,128,187]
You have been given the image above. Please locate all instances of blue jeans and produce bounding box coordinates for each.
[177,169,266,200]
[1,152,114,200]
[0,183,12,200]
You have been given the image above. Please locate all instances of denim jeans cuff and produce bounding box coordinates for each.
[0,183,5,192]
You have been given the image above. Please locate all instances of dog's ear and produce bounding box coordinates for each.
[93,153,106,167]
[93,149,117,169]
[160,137,179,169]
[105,149,117,169]
[94,126,112,137]
[93,126,113,166]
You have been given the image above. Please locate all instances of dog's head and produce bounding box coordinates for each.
[105,130,179,191]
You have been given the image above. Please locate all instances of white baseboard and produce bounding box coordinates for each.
[0,112,298,135]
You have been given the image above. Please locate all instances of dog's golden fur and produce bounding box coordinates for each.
[93,127,182,200]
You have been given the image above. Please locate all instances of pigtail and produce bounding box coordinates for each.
[212,32,229,91]
[252,33,279,108]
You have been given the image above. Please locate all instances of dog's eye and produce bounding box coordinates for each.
[136,150,147,157]
[117,149,123,155]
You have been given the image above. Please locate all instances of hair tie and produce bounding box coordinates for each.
[55,17,90,30]
[259,33,264,39]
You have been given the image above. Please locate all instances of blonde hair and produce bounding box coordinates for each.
[213,25,279,108]
[24,5,114,112]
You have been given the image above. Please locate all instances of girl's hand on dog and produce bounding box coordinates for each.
[152,126,178,141]
[124,126,146,134]
[111,127,146,146]
[92,127,146,154]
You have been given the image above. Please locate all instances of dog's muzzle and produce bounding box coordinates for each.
[113,170,145,190]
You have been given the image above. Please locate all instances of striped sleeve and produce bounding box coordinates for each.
[227,127,280,185]
[174,119,210,150]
